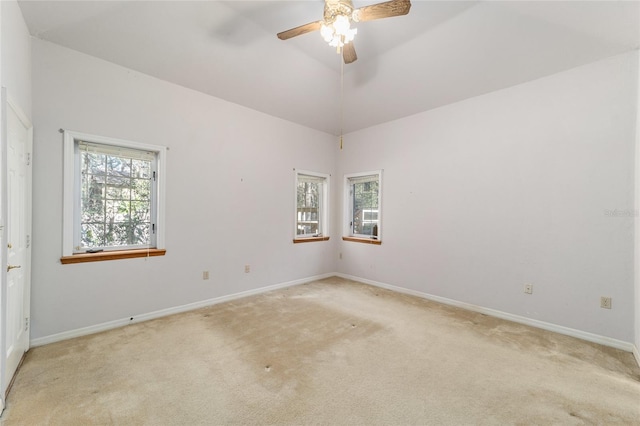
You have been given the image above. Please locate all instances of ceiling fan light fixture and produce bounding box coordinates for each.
[320,14,357,49]
[277,0,412,64]
[343,27,357,44]
[333,14,351,33]
[320,23,335,42]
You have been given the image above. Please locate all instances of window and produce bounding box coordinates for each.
[62,131,166,262]
[344,170,382,244]
[294,170,329,242]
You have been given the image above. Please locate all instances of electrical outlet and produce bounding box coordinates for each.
[600,296,612,309]
[524,284,533,294]
[339,252,343,260]
[202,271,209,280]
[244,264,250,273]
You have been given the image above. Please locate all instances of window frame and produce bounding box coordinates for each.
[62,130,167,258]
[343,170,383,244]
[294,169,330,243]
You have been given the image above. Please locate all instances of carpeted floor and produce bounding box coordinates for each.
[1,277,639,425]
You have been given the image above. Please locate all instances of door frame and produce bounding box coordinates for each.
[0,88,33,412]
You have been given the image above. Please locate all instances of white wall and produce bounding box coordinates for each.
[1,0,31,117]
[338,51,639,342]
[30,39,338,340]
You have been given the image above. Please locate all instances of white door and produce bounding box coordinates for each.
[1,92,32,401]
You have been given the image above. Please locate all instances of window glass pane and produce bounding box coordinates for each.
[106,175,131,187]
[107,223,145,246]
[106,199,131,223]
[79,146,153,249]
[131,179,151,201]
[106,185,131,200]
[297,179,322,235]
[111,223,133,246]
[107,155,132,177]
[82,174,105,194]
[132,159,151,179]
[82,152,106,176]
[351,176,379,236]
[81,198,105,222]
[131,201,151,222]
[81,223,105,248]
[133,223,151,245]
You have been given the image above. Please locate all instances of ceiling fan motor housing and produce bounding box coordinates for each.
[324,0,355,25]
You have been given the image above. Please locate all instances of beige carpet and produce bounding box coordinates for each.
[1,277,639,425]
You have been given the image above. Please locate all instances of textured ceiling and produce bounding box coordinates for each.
[18,0,640,134]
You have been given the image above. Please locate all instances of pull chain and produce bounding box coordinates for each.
[339,52,344,150]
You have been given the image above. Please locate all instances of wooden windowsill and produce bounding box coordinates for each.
[342,236,382,245]
[293,236,330,244]
[61,248,166,264]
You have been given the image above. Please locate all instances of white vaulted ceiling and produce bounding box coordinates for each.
[18,0,640,134]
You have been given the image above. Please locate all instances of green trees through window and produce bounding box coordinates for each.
[80,149,153,248]
[351,179,379,237]
[345,171,382,240]
[295,171,329,239]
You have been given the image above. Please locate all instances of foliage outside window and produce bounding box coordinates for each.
[345,171,382,241]
[79,142,155,250]
[63,131,166,257]
[295,170,329,240]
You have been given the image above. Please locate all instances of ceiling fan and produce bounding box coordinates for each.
[277,0,411,64]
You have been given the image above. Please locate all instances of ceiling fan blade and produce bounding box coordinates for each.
[354,0,411,22]
[343,42,357,64]
[277,20,323,40]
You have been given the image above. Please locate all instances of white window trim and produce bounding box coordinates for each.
[62,130,167,256]
[344,169,383,241]
[294,169,330,240]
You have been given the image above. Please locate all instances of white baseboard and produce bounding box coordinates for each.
[30,273,334,347]
[336,273,636,353]
[30,271,639,359]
